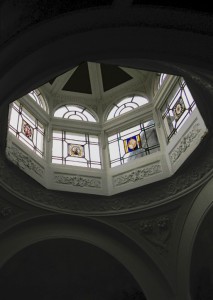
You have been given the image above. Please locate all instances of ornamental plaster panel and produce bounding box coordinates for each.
[169,122,204,164]
[125,211,177,256]
[113,163,162,187]
[54,173,101,188]
[6,144,44,177]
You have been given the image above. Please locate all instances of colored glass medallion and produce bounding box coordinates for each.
[22,121,33,139]
[173,97,186,121]
[123,134,142,154]
[68,144,85,158]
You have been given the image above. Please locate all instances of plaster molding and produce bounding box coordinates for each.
[169,123,203,164]
[125,213,175,255]
[0,206,14,219]
[54,174,102,188]
[6,144,44,177]
[113,163,162,187]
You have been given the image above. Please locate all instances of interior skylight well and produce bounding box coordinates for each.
[6,62,208,195]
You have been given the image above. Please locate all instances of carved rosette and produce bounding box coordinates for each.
[0,206,14,218]
[169,123,204,164]
[6,144,44,177]
[113,163,162,187]
[126,214,174,255]
[54,174,101,188]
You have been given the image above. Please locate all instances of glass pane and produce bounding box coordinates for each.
[117,97,132,106]
[67,105,83,112]
[119,106,133,115]
[108,121,159,167]
[83,110,96,122]
[107,106,117,120]
[69,114,84,121]
[53,131,62,139]
[9,108,19,129]
[133,96,148,106]
[90,144,100,162]
[52,130,101,168]
[52,140,62,156]
[8,101,44,156]
[54,106,68,117]
[54,105,97,122]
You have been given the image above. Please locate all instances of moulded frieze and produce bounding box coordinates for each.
[6,144,44,177]
[113,163,162,187]
[169,122,204,164]
[54,174,101,188]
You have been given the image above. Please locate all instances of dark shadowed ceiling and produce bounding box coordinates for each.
[0,238,146,300]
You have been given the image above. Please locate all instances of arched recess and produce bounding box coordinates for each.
[0,215,174,300]
[177,176,213,299]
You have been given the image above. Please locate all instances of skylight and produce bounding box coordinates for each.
[54,105,97,122]
[6,62,208,196]
[107,96,148,120]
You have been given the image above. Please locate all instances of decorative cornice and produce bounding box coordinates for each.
[113,163,162,187]
[6,144,44,177]
[55,174,101,188]
[170,123,204,164]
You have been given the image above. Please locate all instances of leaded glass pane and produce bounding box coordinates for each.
[107,96,148,120]
[8,101,44,157]
[108,120,160,167]
[161,77,196,141]
[54,105,97,122]
[52,130,101,168]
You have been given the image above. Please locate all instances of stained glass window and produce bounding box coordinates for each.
[54,105,97,122]
[161,77,196,141]
[52,130,101,168]
[108,120,160,167]
[28,89,47,112]
[107,96,148,120]
[8,101,44,157]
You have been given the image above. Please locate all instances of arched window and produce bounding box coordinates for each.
[107,96,148,120]
[54,105,97,122]
[158,73,168,89]
[8,101,45,157]
[28,89,47,112]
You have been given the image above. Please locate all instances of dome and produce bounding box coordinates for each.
[6,62,208,196]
